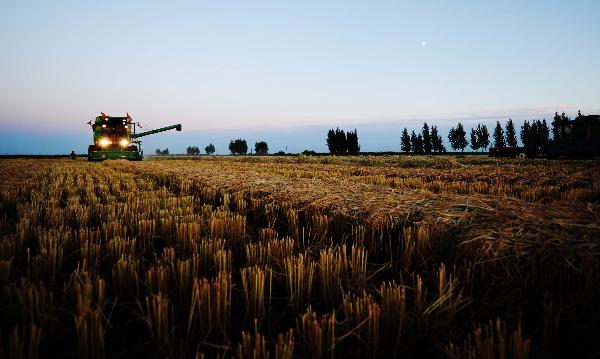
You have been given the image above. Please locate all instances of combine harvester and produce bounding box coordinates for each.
[87,112,181,161]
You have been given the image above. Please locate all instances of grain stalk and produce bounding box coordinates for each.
[236,320,268,359]
[275,329,295,359]
[342,292,380,357]
[73,273,106,359]
[245,242,271,267]
[187,271,232,343]
[349,245,367,291]
[142,293,175,358]
[1,324,42,359]
[297,306,335,359]
[14,278,55,327]
[111,255,139,299]
[318,246,346,305]
[446,319,531,359]
[284,254,315,312]
[379,281,407,352]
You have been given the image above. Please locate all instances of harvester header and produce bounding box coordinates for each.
[87,113,181,161]
[131,124,182,139]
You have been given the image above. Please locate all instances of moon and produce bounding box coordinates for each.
[421,41,427,47]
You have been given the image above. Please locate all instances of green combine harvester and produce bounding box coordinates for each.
[87,113,181,161]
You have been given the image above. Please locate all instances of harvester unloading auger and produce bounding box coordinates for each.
[87,112,181,161]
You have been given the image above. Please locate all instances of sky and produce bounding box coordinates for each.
[0,0,598,154]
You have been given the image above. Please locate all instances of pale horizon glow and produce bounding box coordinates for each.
[0,0,599,153]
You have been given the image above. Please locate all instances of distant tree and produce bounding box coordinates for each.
[422,122,432,154]
[430,126,438,151]
[551,112,571,141]
[449,122,468,152]
[302,150,317,156]
[551,112,561,140]
[505,118,518,147]
[470,127,480,151]
[326,129,336,154]
[551,112,572,141]
[456,122,468,152]
[493,121,505,148]
[520,119,549,151]
[478,124,490,151]
[401,128,412,153]
[336,128,348,154]
[411,133,424,154]
[254,141,269,155]
[448,128,456,150]
[539,119,550,149]
[346,129,360,155]
[205,143,216,155]
[431,126,446,153]
[326,127,357,155]
[186,146,200,155]
[416,134,424,154]
[531,121,542,149]
[155,148,162,155]
[410,131,418,154]
[229,139,248,155]
[335,130,344,151]
[521,120,532,148]
[327,127,348,154]
[274,151,286,156]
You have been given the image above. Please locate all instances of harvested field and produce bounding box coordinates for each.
[1,156,599,358]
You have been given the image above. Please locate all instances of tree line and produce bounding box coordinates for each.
[185,144,215,155]
[326,128,360,154]
[181,141,269,156]
[400,123,446,154]
[179,115,561,156]
[228,140,270,155]
[440,119,549,152]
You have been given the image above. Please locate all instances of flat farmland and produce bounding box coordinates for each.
[1,156,599,358]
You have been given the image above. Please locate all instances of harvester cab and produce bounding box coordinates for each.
[87,112,181,161]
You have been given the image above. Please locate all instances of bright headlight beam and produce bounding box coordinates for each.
[99,138,111,147]
[119,139,129,147]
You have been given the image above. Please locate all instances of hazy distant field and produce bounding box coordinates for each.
[1,156,599,358]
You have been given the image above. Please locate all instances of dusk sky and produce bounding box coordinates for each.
[0,0,598,154]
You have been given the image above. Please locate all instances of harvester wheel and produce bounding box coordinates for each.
[88,145,100,161]
[516,152,527,159]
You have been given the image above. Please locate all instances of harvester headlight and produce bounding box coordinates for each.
[99,138,111,147]
[119,139,130,147]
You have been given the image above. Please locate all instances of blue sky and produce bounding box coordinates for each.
[0,0,598,154]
